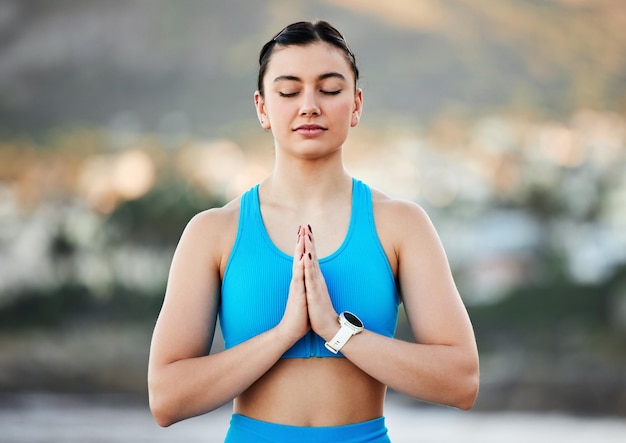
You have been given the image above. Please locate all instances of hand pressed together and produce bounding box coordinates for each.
[278,225,339,345]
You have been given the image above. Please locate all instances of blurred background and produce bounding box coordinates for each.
[1,0,626,442]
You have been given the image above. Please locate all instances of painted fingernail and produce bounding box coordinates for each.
[308,234,312,242]
[308,252,312,260]
[300,253,304,260]
[297,225,302,234]
[308,224,313,233]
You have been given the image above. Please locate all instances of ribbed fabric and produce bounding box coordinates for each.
[219,178,400,358]
[224,414,391,443]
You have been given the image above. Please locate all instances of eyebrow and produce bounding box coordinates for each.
[273,72,347,83]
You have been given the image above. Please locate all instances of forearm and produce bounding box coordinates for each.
[340,330,479,410]
[149,326,295,427]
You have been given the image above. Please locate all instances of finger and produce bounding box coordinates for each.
[290,228,306,299]
[293,225,306,270]
[303,257,316,292]
[304,224,316,261]
[303,251,325,297]
[303,225,322,283]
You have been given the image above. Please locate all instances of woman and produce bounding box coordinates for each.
[148,20,479,442]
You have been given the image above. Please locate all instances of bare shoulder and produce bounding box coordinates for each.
[370,187,434,236]
[186,197,240,236]
[176,197,241,273]
[369,186,439,277]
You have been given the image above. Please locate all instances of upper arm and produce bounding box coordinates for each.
[149,206,237,369]
[377,198,476,348]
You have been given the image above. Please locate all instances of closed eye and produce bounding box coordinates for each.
[278,89,341,97]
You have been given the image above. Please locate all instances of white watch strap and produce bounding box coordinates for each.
[324,325,355,354]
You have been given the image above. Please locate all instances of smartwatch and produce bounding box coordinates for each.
[324,311,364,354]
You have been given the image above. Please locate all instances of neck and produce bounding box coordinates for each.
[261,152,351,207]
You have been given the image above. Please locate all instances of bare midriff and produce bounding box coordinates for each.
[234,358,386,427]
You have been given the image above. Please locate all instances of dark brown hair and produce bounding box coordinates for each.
[257,21,359,96]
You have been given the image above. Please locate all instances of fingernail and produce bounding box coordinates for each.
[308,253,312,260]
[297,225,302,234]
[300,253,304,260]
[308,224,313,233]
[308,234,312,242]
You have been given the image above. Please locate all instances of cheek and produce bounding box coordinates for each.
[265,101,295,125]
[330,102,355,122]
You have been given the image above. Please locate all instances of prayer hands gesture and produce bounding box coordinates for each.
[279,225,338,344]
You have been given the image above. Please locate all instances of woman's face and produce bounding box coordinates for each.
[255,42,362,160]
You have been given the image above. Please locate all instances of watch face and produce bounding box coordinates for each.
[344,312,363,328]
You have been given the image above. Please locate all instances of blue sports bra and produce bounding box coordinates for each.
[219,178,400,358]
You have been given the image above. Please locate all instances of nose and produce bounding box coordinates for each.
[299,89,320,116]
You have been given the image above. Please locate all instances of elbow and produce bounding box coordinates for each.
[148,377,218,427]
[148,380,179,428]
[453,360,480,411]
[150,393,176,428]
[153,414,175,428]
[152,410,176,428]
[455,373,479,410]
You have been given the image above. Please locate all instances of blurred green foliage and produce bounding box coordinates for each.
[0,283,162,331]
[0,174,225,331]
[105,175,224,245]
[470,268,624,352]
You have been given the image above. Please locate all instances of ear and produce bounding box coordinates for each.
[350,88,363,128]
[254,91,271,130]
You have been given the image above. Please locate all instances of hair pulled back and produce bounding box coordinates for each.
[257,21,359,96]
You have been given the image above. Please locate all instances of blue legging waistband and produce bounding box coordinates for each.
[223,413,391,443]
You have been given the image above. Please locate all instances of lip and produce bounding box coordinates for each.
[294,124,326,136]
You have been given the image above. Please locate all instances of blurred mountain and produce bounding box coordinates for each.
[0,0,624,138]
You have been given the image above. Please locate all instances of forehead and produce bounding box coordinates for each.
[265,42,354,82]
